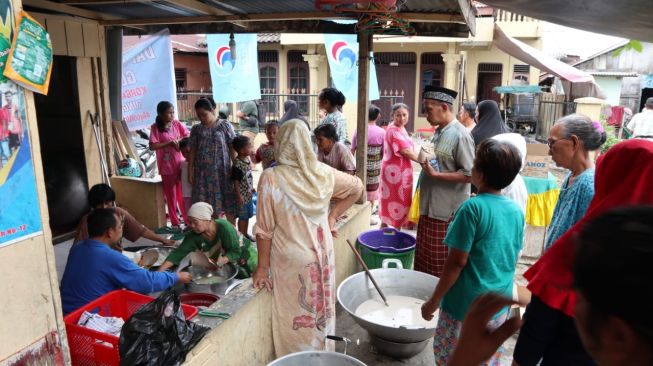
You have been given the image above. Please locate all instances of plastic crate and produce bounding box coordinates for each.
[64,290,198,366]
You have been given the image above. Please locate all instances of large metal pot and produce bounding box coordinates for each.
[181,263,239,295]
[267,351,366,366]
[337,259,439,344]
[369,334,431,359]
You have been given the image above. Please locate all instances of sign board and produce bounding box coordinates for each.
[0,0,43,247]
[2,11,52,95]
[522,143,551,178]
[122,29,176,131]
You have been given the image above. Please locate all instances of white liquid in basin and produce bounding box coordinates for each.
[354,295,438,328]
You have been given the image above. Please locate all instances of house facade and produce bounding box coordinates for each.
[164,7,542,135]
[574,42,653,112]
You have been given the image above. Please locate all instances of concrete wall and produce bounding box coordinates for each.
[174,53,211,91]
[0,2,69,364]
[184,203,371,365]
[463,40,542,105]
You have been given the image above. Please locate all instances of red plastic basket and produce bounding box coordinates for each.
[64,290,198,366]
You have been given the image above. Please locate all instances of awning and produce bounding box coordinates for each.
[478,0,653,43]
[493,25,605,98]
[493,85,542,94]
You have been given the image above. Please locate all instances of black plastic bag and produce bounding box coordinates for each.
[119,289,209,365]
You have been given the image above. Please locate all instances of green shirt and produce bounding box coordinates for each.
[165,219,242,265]
[441,194,524,320]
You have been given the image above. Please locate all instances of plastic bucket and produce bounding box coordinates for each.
[356,228,416,269]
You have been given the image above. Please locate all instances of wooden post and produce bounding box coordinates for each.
[356,30,371,204]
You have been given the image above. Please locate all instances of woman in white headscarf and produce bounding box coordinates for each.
[491,133,528,214]
[158,202,257,277]
[252,119,363,357]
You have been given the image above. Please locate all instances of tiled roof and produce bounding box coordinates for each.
[123,33,280,54]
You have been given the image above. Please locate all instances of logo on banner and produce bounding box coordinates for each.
[330,40,357,75]
[214,46,235,76]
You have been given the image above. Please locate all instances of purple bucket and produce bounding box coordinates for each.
[357,228,416,254]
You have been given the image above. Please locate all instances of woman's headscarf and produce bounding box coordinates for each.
[471,100,509,146]
[239,100,257,123]
[279,100,308,126]
[524,139,653,316]
[273,119,335,224]
[491,133,527,171]
[188,202,213,220]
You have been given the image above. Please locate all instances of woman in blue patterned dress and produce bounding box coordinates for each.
[187,97,237,224]
[543,114,606,251]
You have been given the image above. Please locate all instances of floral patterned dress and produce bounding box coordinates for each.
[255,169,362,357]
[379,123,414,228]
[189,119,237,215]
[320,110,348,144]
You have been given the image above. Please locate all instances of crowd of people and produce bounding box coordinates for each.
[58,81,653,365]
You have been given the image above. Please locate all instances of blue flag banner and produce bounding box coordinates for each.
[323,34,380,101]
[207,34,260,103]
[122,29,176,131]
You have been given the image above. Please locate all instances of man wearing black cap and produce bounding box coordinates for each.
[626,97,653,140]
[414,85,475,278]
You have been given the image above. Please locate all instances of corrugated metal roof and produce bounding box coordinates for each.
[206,0,316,14]
[589,71,639,77]
[24,0,474,37]
[402,0,469,13]
[78,2,205,18]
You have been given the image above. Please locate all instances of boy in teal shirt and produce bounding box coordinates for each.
[421,139,524,365]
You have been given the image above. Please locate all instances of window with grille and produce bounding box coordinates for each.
[287,50,310,114]
[478,63,503,73]
[259,50,279,114]
[374,52,417,65]
[512,64,530,85]
[175,68,187,93]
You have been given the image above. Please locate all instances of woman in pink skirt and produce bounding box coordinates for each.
[149,101,189,228]
[379,103,419,229]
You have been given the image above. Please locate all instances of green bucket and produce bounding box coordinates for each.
[356,228,416,270]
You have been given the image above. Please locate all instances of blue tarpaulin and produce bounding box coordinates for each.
[493,85,542,94]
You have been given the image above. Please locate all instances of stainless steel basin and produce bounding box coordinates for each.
[267,351,366,366]
[337,259,439,344]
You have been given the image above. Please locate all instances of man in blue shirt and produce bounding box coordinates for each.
[60,208,192,314]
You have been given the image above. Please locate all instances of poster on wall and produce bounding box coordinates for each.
[122,29,177,131]
[0,0,43,247]
[207,33,260,103]
[323,34,380,101]
[2,11,53,95]
[0,0,14,81]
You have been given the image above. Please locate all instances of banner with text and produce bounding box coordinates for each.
[122,29,176,131]
[323,34,380,101]
[0,0,43,247]
[207,33,260,103]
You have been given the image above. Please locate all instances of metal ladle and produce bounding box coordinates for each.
[346,239,389,307]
